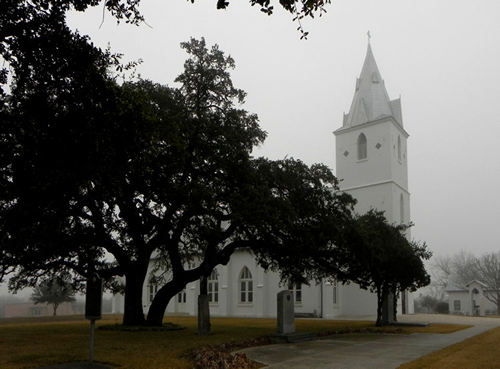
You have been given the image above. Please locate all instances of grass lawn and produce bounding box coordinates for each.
[399,326,500,369]
[0,315,470,369]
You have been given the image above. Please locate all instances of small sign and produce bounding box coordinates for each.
[85,276,103,320]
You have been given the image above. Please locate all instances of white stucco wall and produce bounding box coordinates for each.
[345,184,394,220]
[448,291,470,315]
[113,246,419,320]
[338,283,378,316]
[335,118,410,228]
[448,283,498,316]
[389,124,409,191]
[135,248,398,320]
[336,119,395,190]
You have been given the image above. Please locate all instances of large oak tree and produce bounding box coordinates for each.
[1,26,356,326]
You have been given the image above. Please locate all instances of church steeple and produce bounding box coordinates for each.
[343,43,403,127]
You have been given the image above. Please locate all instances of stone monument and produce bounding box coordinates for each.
[277,290,295,334]
[381,292,395,325]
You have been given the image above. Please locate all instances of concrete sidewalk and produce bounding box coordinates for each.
[240,314,500,369]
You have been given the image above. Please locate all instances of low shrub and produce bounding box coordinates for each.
[435,302,449,314]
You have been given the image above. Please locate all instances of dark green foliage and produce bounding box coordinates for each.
[144,38,356,326]
[1,24,356,327]
[31,277,76,316]
[414,295,439,313]
[241,158,356,285]
[0,11,124,288]
[1,0,330,28]
[435,301,449,314]
[1,2,168,324]
[345,211,432,325]
[1,0,427,328]
[414,295,449,314]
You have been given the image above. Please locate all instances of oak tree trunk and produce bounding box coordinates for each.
[376,288,383,326]
[122,268,148,326]
[146,280,186,326]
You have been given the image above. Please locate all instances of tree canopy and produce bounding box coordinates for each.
[0,0,434,328]
[344,211,431,325]
[0,17,124,287]
[1,0,330,24]
[1,29,357,326]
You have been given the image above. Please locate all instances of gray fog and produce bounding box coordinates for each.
[65,0,500,258]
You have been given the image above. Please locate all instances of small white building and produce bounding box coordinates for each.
[447,280,498,316]
[115,41,415,319]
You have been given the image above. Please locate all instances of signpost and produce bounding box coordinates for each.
[85,275,102,364]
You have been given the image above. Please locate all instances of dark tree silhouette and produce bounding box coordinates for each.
[31,278,76,316]
[345,211,431,326]
[1,31,356,327]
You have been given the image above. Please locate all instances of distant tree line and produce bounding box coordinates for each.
[413,295,449,315]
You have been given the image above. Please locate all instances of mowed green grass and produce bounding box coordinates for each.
[0,315,470,369]
[399,326,500,369]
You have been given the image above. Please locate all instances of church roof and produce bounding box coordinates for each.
[465,280,489,288]
[343,43,403,128]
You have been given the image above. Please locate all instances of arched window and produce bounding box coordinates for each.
[288,282,302,304]
[239,267,253,303]
[397,135,402,161]
[177,289,186,304]
[357,133,367,160]
[400,193,404,224]
[208,269,219,304]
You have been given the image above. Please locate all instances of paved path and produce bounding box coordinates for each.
[240,314,500,369]
[36,362,112,369]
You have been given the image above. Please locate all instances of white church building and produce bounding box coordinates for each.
[113,42,414,318]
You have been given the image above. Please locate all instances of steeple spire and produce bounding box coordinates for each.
[343,42,403,127]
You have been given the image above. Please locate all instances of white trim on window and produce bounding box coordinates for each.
[239,267,253,304]
[208,269,219,304]
[288,282,302,305]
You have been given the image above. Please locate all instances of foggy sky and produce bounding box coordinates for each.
[64,0,499,259]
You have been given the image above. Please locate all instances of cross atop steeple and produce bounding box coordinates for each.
[367,30,371,44]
